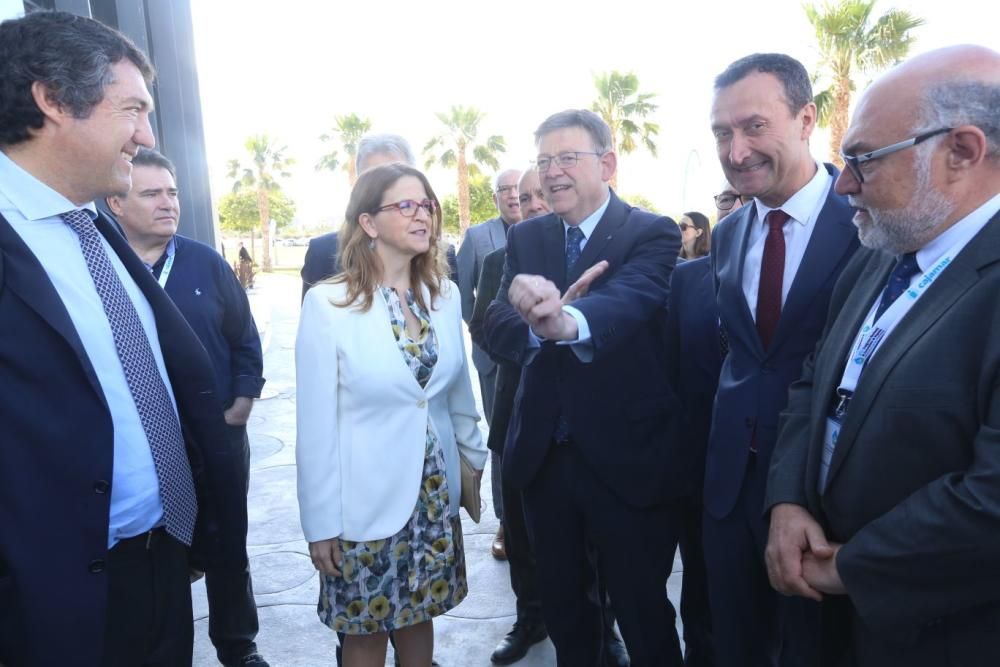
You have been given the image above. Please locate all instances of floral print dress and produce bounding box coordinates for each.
[317,287,468,634]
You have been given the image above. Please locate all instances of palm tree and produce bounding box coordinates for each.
[316,113,372,185]
[227,134,294,272]
[805,0,924,166]
[423,106,505,234]
[591,70,659,190]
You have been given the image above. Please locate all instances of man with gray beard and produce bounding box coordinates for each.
[765,44,1000,666]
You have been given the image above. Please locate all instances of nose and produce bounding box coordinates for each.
[834,166,859,196]
[728,131,752,165]
[135,111,156,150]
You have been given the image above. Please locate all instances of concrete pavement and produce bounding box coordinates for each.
[192,272,686,666]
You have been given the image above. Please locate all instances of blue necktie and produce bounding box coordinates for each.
[553,225,587,443]
[62,210,198,545]
[874,252,920,321]
[565,225,585,276]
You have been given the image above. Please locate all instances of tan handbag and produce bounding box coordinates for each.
[459,453,482,523]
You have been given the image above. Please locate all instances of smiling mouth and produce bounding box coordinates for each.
[549,184,571,193]
[733,161,766,173]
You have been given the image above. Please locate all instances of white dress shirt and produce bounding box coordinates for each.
[742,161,832,320]
[0,150,169,548]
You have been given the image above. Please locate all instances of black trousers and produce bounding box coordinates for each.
[674,493,715,667]
[523,443,683,667]
[101,528,193,666]
[205,424,260,664]
[702,453,819,667]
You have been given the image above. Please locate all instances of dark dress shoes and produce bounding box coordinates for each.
[490,621,547,665]
[604,629,630,667]
[491,524,507,560]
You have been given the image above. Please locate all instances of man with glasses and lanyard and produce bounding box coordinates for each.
[766,44,1000,665]
[108,148,268,667]
[705,52,860,667]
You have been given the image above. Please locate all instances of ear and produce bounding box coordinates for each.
[358,213,378,239]
[600,151,618,184]
[493,192,501,210]
[106,195,124,217]
[798,102,817,140]
[30,81,72,128]
[944,125,988,180]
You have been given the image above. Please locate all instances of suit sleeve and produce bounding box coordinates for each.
[570,215,679,362]
[483,225,532,366]
[469,250,502,355]
[444,284,488,470]
[295,288,343,542]
[301,239,319,303]
[218,255,265,400]
[456,233,476,323]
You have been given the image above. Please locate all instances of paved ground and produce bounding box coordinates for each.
[192,272,685,666]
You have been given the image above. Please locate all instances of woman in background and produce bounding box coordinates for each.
[296,163,486,667]
[678,211,711,260]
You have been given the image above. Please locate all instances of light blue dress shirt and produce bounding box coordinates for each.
[0,150,172,548]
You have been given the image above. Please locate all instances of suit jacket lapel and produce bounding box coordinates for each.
[567,192,626,285]
[0,212,106,405]
[825,214,1000,490]
[543,216,567,292]
[770,177,856,353]
[721,204,764,358]
[488,217,507,250]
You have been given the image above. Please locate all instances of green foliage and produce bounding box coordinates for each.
[806,0,924,126]
[592,71,659,157]
[621,194,661,214]
[226,134,294,193]
[316,113,372,180]
[441,174,495,236]
[218,190,296,234]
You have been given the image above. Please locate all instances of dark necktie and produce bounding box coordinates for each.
[61,210,198,545]
[873,252,920,321]
[552,225,587,443]
[756,209,790,349]
[565,225,585,276]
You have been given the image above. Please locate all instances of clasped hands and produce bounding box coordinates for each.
[507,261,609,340]
[765,503,846,601]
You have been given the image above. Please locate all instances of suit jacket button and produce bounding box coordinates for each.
[88,559,105,573]
[94,480,110,494]
[417,400,427,408]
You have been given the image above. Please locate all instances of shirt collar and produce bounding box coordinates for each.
[0,149,97,220]
[914,190,1000,272]
[562,191,611,240]
[753,160,827,227]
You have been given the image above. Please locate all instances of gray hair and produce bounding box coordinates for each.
[534,109,612,154]
[355,133,415,172]
[493,168,522,191]
[917,81,1000,165]
[132,148,176,178]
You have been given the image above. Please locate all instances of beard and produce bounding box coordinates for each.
[850,151,956,255]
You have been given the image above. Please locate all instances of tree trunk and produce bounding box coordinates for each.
[257,187,272,271]
[457,143,471,235]
[609,133,619,191]
[348,159,358,186]
[829,74,852,169]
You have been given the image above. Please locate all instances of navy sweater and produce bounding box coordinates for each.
[152,234,264,407]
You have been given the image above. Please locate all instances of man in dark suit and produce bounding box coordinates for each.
[458,168,522,559]
[108,149,269,667]
[704,53,860,667]
[665,255,724,667]
[766,45,1000,666]
[0,12,245,666]
[484,109,684,667]
[300,133,457,300]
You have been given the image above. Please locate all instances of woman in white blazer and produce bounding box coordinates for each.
[296,164,487,666]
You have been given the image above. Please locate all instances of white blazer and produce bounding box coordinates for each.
[296,279,487,543]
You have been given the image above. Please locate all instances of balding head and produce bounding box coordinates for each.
[836,45,1000,253]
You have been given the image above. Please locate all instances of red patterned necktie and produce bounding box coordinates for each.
[755,209,790,350]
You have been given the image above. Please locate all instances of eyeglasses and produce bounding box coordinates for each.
[495,185,519,195]
[840,127,952,184]
[713,192,744,211]
[534,151,604,172]
[678,222,694,232]
[373,199,438,217]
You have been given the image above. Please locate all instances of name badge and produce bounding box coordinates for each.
[819,416,841,491]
